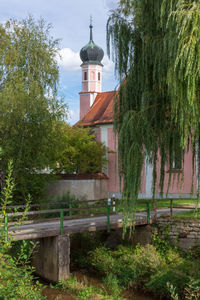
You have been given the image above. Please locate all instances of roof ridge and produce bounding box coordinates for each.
[100,90,115,94]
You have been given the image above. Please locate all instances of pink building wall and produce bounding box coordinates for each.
[93,128,101,142]
[79,94,90,118]
[97,126,197,198]
[155,150,197,195]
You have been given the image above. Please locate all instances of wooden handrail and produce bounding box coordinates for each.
[0,204,117,218]
[0,199,109,210]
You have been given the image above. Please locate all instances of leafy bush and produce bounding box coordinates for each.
[152,230,173,256]
[53,275,124,300]
[88,242,200,299]
[0,161,44,299]
[89,244,165,288]
[89,246,116,275]
[146,268,189,299]
[184,279,200,300]
[130,244,165,285]
[0,255,44,299]
[54,125,107,174]
[103,273,122,296]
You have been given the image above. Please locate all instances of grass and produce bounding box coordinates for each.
[173,208,200,219]
[50,275,125,300]
[115,198,198,213]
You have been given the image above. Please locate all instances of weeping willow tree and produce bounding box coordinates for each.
[107,0,200,226]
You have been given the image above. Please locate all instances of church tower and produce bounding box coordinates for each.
[79,20,104,118]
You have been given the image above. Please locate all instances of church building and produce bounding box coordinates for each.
[76,22,197,199]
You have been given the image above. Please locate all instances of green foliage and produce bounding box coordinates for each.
[129,244,165,285]
[0,16,67,201]
[54,124,107,174]
[184,279,200,300]
[88,241,200,299]
[89,246,116,275]
[0,256,44,299]
[107,0,200,225]
[71,232,103,268]
[89,244,164,287]
[103,273,122,296]
[189,245,200,259]
[0,162,44,299]
[152,230,172,256]
[146,268,189,299]
[53,276,124,300]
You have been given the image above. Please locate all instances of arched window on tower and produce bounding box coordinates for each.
[98,72,101,81]
[84,71,87,81]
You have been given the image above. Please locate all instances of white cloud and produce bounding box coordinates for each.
[57,48,81,72]
[104,0,118,10]
[68,108,79,125]
[102,55,114,73]
[58,48,114,76]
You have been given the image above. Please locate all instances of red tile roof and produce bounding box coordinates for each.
[76,91,115,127]
[55,173,109,180]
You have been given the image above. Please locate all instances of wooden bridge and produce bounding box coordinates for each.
[2,199,189,282]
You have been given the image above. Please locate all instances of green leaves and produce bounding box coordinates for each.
[54,124,107,174]
[0,16,67,201]
[107,0,200,224]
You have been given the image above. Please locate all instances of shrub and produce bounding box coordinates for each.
[0,161,44,299]
[189,245,200,259]
[146,268,190,299]
[89,244,165,288]
[130,244,165,285]
[0,255,44,299]
[89,247,116,275]
[103,273,122,296]
[184,279,200,300]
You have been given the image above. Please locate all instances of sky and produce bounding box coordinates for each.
[0,0,119,124]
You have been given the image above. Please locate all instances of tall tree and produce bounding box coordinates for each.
[53,124,107,175]
[0,16,66,200]
[107,0,200,224]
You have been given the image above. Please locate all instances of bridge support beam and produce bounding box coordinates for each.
[32,234,70,282]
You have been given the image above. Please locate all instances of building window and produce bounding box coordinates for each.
[84,72,87,80]
[167,151,183,173]
[172,157,182,170]
[98,72,101,81]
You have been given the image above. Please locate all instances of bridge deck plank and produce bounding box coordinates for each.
[7,208,189,241]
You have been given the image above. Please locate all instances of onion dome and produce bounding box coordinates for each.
[80,21,104,66]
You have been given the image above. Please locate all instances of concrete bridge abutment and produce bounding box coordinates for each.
[32,234,70,282]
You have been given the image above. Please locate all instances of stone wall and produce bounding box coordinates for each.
[157,217,200,251]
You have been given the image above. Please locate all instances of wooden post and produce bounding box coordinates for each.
[69,204,72,217]
[107,199,111,233]
[60,209,64,235]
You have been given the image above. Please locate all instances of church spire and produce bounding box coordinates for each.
[89,15,93,41]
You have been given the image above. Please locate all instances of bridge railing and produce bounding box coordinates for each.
[0,198,154,236]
